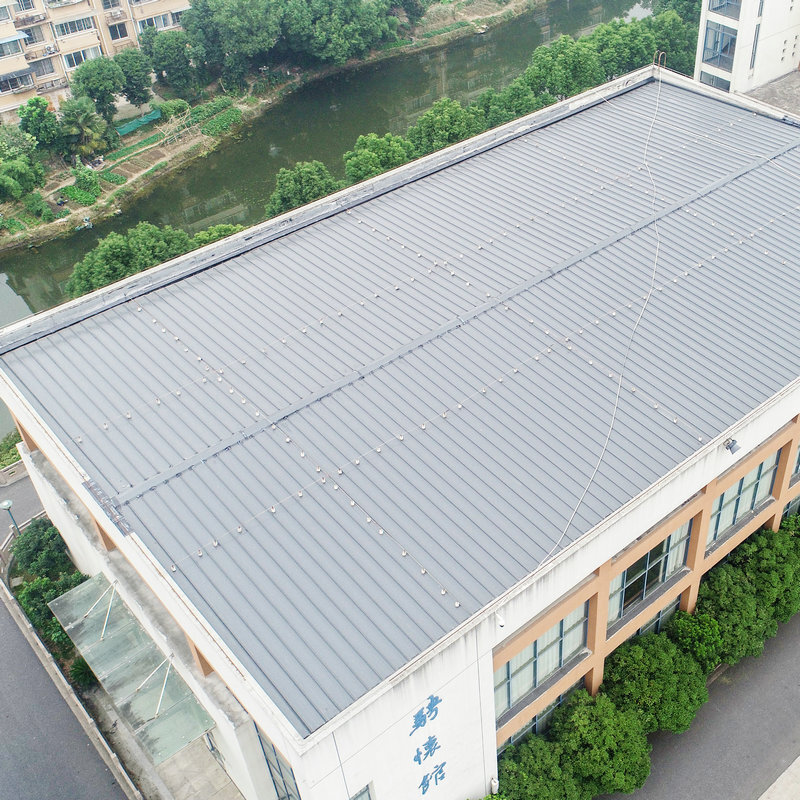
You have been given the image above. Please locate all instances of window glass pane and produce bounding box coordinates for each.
[563,604,585,631]
[495,683,509,717]
[625,554,648,582]
[533,641,559,685]
[509,643,533,674]
[510,663,534,705]
[0,6,9,20]
[622,573,645,611]
[608,573,623,623]
[561,621,584,661]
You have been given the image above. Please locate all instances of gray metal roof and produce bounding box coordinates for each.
[3,76,800,736]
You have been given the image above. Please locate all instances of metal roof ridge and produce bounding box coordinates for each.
[0,69,660,358]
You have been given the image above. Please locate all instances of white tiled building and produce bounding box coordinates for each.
[695,0,800,93]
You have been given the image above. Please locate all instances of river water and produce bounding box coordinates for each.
[0,0,641,432]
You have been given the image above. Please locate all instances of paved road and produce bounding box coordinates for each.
[0,596,129,800]
[608,612,800,800]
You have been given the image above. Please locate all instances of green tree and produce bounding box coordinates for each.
[406,98,485,156]
[644,10,697,76]
[71,57,125,122]
[17,97,61,151]
[0,157,44,200]
[601,632,708,734]
[11,518,73,579]
[343,132,416,184]
[66,221,192,297]
[58,96,108,160]
[549,690,651,797]
[17,571,85,632]
[665,610,723,674]
[138,24,159,59]
[151,30,196,95]
[265,160,341,217]
[522,35,605,99]
[652,0,701,27]
[113,47,153,107]
[586,18,658,80]
[475,79,554,129]
[400,0,428,25]
[498,735,583,800]
[728,525,800,623]
[0,124,37,160]
[191,222,244,247]
[696,561,775,664]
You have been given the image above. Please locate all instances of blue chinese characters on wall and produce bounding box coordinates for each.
[410,694,446,795]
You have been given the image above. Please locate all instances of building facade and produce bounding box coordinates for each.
[1,67,800,800]
[0,0,188,122]
[695,0,800,93]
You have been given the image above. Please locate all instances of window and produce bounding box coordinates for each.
[350,787,373,800]
[0,39,22,58]
[0,71,33,92]
[707,450,781,547]
[497,679,583,752]
[102,0,120,8]
[22,25,45,44]
[783,495,800,521]
[750,23,760,69]
[0,6,10,20]
[63,45,101,68]
[637,598,680,635]
[137,13,170,30]
[699,71,731,91]
[608,521,690,626]
[54,16,95,37]
[494,603,588,720]
[170,9,184,25]
[108,22,127,40]
[31,56,53,75]
[792,444,800,480]
[708,0,741,19]
[703,21,737,71]
[256,727,301,800]
[13,0,34,10]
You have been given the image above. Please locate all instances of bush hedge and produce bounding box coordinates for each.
[200,107,242,136]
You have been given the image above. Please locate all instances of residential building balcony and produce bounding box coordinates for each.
[45,0,87,8]
[105,8,126,22]
[36,75,67,92]
[24,43,58,61]
[13,12,47,27]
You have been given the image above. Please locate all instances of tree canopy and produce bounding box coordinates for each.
[150,30,196,95]
[11,517,73,579]
[17,97,60,151]
[343,132,416,184]
[71,57,126,122]
[549,690,651,797]
[407,98,485,156]
[58,96,108,159]
[114,47,153,107]
[265,160,341,217]
[601,631,708,734]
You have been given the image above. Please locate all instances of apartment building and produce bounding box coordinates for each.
[1,66,800,800]
[0,0,188,122]
[695,0,800,93]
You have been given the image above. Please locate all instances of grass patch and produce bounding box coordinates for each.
[200,107,243,136]
[189,96,234,125]
[61,186,98,206]
[105,132,165,161]
[144,162,168,176]
[420,21,471,37]
[99,170,127,185]
[378,38,413,50]
[0,217,26,233]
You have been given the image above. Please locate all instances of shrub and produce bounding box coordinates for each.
[70,656,98,688]
[498,736,582,800]
[549,690,651,797]
[191,223,244,247]
[23,191,51,219]
[665,610,723,674]
[200,107,242,136]
[189,96,233,125]
[601,632,708,733]
[157,98,189,120]
[696,561,775,664]
[11,517,73,579]
[17,572,85,632]
[0,428,21,467]
[61,185,98,206]
[99,170,127,185]
[71,165,102,198]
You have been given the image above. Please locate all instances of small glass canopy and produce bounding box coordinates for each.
[50,573,214,764]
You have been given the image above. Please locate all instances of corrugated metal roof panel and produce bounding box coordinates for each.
[3,78,800,736]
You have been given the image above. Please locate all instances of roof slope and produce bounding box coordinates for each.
[4,77,800,736]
